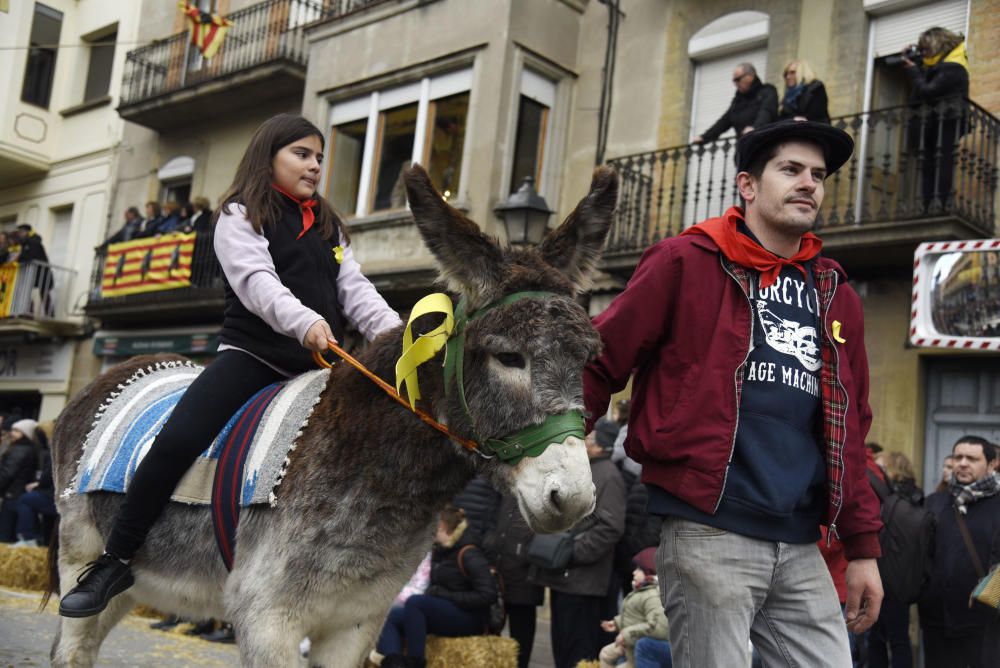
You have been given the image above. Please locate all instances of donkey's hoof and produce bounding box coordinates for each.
[58,554,134,618]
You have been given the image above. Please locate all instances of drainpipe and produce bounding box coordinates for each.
[595,0,623,166]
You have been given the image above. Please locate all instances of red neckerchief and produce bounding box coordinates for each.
[271,184,317,239]
[680,206,822,288]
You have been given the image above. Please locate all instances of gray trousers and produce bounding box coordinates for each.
[658,516,851,667]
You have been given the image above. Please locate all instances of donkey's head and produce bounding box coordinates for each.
[404,165,618,533]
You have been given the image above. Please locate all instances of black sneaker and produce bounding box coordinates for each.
[58,554,134,618]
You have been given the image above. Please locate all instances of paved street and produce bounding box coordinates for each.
[0,587,557,667]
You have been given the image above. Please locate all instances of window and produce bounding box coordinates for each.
[328,119,367,216]
[21,3,63,108]
[83,30,116,103]
[509,69,555,194]
[327,68,473,218]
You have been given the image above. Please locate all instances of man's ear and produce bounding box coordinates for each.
[736,171,756,203]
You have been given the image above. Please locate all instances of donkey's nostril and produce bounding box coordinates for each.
[549,488,563,512]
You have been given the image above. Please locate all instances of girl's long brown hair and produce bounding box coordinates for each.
[216,113,349,243]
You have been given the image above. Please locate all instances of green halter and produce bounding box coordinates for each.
[443,292,586,464]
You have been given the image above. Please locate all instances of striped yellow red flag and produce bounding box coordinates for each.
[101,233,196,298]
[0,263,17,317]
[179,1,233,60]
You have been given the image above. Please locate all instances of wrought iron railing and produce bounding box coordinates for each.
[1,261,77,321]
[120,0,393,105]
[86,233,223,310]
[606,99,1000,255]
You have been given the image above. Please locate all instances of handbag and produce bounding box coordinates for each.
[525,531,575,570]
[953,506,1000,610]
[456,545,506,634]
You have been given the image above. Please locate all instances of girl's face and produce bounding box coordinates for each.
[272,134,323,199]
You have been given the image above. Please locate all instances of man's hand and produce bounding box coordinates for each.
[25,482,39,492]
[600,620,617,632]
[691,135,704,144]
[845,558,883,633]
[303,320,336,353]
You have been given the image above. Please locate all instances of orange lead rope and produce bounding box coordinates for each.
[312,341,479,452]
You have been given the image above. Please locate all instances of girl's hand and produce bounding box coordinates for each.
[303,320,336,352]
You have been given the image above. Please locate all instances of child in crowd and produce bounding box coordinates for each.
[599,547,671,668]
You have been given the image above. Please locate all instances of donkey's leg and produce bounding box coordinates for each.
[231,608,304,668]
[307,614,385,668]
[50,586,134,667]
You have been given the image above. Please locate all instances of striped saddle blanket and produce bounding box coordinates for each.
[66,360,330,568]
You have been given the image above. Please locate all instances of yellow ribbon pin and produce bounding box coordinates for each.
[332,246,344,264]
[395,293,455,409]
[832,320,847,344]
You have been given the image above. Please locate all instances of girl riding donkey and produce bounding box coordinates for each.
[59,113,402,617]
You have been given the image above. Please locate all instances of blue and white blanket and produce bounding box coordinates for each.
[65,360,330,508]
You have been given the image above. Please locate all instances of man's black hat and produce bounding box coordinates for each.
[736,120,854,175]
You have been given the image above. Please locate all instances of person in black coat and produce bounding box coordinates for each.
[778,60,830,124]
[0,419,40,542]
[377,505,498,668]
[14,427,56,547]
[903,27,970,212]
[452,474,501,546]
[483,494,543,668]
[693,62,778,143]
[918,436,1000,668]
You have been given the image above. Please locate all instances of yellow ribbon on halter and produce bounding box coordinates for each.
[395,293,455,409]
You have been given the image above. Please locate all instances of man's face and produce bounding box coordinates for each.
[941,456,956,482]
[14,228,27,242]
[952,442,995,485]
[743,141,827,239]
[125,210,137,222]
[733,66,754,93]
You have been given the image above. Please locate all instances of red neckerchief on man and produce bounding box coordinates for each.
[271,184,317,239]
[681,206,822,288]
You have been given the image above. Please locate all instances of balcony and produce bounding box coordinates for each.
[117,0,393,132]
[605,99,999,276]
[0,261,81,338]
[84,232,224,327]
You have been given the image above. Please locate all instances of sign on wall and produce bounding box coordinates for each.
[0,342,73,383]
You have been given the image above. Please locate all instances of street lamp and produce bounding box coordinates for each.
[494,176,554,247]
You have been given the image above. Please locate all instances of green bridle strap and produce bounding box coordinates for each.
[442,291,585,463]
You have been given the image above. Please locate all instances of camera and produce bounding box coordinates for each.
[885,44,924,67]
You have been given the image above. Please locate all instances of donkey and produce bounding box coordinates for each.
[48,165,619,667]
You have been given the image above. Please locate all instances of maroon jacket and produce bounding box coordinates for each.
[584,229,882,560]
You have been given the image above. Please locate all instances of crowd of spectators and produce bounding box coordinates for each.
[101,197,215,249]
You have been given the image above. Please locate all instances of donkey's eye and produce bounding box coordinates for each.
[495,352,526,368]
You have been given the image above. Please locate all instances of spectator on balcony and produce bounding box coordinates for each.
[692,63,778,144]
[11,224,54,316]
[584,120,884,667]
[185,196,214,234]
[149,201,184,236]
[903,26,970,213]
[141,201,163,238]
[778,60,830,124]
[0,232,11,264]
[58,112,403,620]
[103,207,146,247]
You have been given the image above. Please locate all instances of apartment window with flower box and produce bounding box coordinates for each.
[327,69,472,218]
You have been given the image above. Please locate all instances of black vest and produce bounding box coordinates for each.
[219,195,345,374]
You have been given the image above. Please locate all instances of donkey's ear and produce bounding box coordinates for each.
[404,164,504,301]
[538,166,618,291]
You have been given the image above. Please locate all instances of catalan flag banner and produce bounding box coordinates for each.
[101,233,196,298]
[179,1,233,60]
[0,263,18,317]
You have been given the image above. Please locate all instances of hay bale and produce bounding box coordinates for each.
[425,635,518,668]
[0,544,49,590]
[575,662,600,668]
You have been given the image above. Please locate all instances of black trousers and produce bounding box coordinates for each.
[507,603,537,668]
[922,623,1000,668]
[549,590,606,668]
[106,350,284,559]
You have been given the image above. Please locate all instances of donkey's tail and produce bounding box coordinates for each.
[40,516,60,611]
